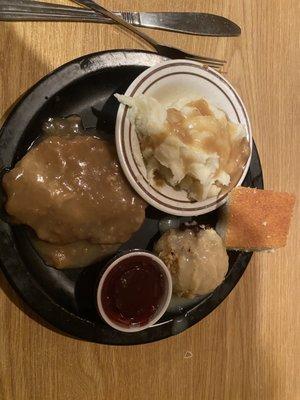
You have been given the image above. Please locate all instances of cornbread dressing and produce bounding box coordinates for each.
[154,228,228,298]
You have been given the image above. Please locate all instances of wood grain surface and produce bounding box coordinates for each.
[0,1,299,399]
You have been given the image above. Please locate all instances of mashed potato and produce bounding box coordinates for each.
[116,93,249,201]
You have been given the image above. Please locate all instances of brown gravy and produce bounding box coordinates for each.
[3,117,146,268]
[31,237,120,270]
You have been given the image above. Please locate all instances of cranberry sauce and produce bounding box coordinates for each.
[101,255,167,327]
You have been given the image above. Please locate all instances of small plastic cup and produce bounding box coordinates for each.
[96,250,172,333]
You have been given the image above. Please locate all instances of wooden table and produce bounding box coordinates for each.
[0,1,299,399]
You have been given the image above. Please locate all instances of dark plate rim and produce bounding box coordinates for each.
[0,49,264,345]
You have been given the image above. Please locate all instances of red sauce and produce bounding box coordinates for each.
[101,255,166,327]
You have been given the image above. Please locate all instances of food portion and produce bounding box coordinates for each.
[116,94,250,201]
[217,186,295,251]
[3,117,146,269]
[153,185,295,300]
[31,238,120,270]
[3,135,145,245]
[154,227,228,298]
[100,254,168,329]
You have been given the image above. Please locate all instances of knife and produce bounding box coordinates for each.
[0,0,241,37]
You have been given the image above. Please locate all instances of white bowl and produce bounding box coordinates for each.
[115,59,252,216]
[96,251,172,333]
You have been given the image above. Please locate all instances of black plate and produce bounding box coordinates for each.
[0,50,263,345]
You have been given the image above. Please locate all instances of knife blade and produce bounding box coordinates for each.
[0,0,241,37]
[126,12,241,37]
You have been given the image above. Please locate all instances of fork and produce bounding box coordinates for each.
[73,0,226,70]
